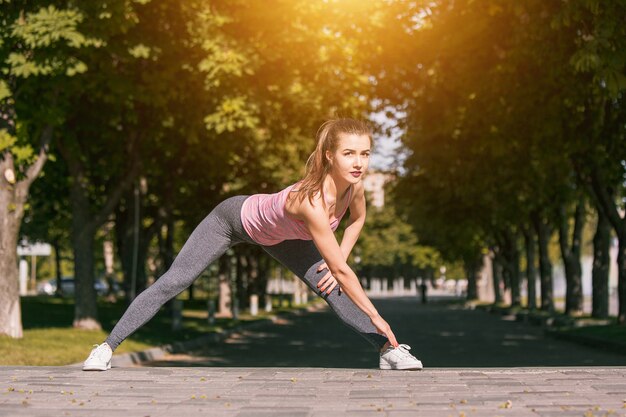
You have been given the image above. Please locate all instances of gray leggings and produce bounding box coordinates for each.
[105,195,388,352]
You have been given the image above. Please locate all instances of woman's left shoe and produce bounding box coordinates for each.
[379,344,423,370]
[83,343,112,371]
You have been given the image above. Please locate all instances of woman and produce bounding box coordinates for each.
[83,118,423,371]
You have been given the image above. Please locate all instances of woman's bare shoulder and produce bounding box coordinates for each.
[285,186,324,222]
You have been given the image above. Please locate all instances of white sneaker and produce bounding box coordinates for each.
[379,344,423,370]
[83,343,112,371]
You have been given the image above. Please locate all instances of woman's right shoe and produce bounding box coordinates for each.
[379,344,423,370]
[83,343,112,371]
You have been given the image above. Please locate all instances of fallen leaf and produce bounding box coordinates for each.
[499,400,513,409]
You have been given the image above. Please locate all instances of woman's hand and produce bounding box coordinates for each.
[316,262,342,295]
[370,314,399,348]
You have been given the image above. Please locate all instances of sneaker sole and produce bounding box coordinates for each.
[380,363,423,371]
[83,362,111,371]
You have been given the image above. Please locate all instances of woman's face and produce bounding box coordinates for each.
[327,133,371,184]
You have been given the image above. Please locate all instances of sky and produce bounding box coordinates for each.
[369,108,408,174]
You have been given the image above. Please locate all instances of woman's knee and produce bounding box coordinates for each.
[151,268,193,297]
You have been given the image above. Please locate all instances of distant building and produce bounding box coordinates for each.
[363,170,394,209]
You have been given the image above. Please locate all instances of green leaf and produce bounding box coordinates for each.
[65,60,87,76]
[0,129,17,152]
[128,44,151,59]
[0,80,10,101]
[12,145,35,164]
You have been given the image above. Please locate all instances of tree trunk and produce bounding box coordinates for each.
[57,135,140,328]
[256,253,269,301]
[236,251,249,310]
[533,215,554,312]
[491,250,503,304]
[558,199,585,316]
[217,255,232,317]
[116,197,135,300]
[0,210,23,338]
[70,182,100,330]
[588,167,626,323]
[115,194,155,301]
[618,231,626,323]
[523,227,537,310]
[592,208,611,319]
[52,239,63,297]
[0,126,52,338]
[502,230,521,307]
[247,252,260,296]
[464,264,478,301]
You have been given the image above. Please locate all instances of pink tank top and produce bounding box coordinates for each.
[240,181,353,246]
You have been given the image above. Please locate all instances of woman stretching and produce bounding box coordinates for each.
[83,118,423,371]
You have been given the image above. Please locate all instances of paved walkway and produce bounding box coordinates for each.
[2,297,626,416]
[2,366,626,416]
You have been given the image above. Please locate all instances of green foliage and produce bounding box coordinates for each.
[553,0,626,97]
[6,5,101,78]
[11,6,86,48]
[0,79,10,101]
[0,3,102,181]
[127,43,151,59]
[358,197,441,271]
[0,129,16,152]
[204,96,259,134]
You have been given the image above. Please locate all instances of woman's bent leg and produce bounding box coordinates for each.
[261,239,388,351]
[105,196,252,351]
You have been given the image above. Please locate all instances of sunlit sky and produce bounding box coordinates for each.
[369,109,407,173]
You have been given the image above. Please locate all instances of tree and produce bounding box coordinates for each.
[0,4,99,338]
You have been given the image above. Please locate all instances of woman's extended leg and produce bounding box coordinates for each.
[104,195,253,351]
[261,239,388,351]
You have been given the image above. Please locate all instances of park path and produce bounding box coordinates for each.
[140,296,626,368]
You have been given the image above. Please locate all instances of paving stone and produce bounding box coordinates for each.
[3,366,626,416]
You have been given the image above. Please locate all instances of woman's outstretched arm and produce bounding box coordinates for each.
[301,197,399,347]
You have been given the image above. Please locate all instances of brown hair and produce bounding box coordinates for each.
[292,118,373,209]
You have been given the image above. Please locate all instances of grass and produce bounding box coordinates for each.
[468,298,626,350]
[555,322,626,342]
[0,295,318,366]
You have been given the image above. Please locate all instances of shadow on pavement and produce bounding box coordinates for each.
[140,297,626,369]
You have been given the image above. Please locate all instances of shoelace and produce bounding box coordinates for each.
[392,344,416,359]
[87,344,109,361]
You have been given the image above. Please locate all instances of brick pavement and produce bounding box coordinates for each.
[1,366,625,416]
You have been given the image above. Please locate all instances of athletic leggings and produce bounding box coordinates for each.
[105,195,388,352]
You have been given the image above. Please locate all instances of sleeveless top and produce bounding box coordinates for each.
[240,181,353,246]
